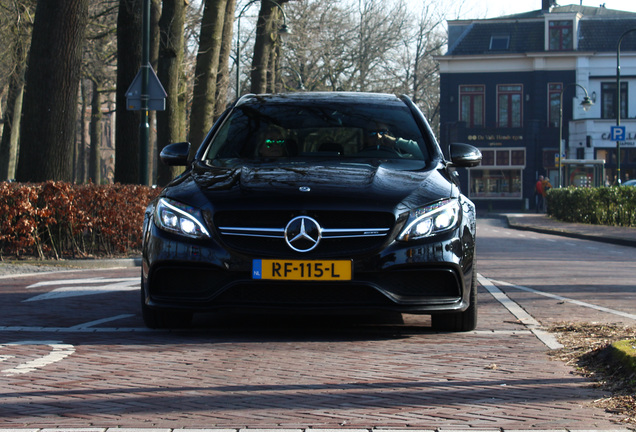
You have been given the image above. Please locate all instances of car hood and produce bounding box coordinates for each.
[166,160,454,213]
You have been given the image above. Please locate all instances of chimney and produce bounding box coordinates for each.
[542,0,556,11]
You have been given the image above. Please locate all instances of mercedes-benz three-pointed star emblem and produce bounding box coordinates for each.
[285,216,322,252]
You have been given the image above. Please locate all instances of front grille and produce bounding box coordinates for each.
[214,210,395,257]
[214,283,391,307]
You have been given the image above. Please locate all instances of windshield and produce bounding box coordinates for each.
[203,100,431,162]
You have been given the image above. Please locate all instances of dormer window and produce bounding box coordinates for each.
[549,20,573,50]
[490,35,510,50]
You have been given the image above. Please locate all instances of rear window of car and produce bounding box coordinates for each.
[203,100,430,162]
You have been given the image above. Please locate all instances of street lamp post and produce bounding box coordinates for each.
[235,0,290,97]
[278,66,305,91]
[558,83,594,188]
[139,0,151,185]
[616,28,636,186]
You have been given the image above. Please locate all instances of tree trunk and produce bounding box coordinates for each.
[78,80,88,183]
[267,34,281,93]
[215,0,237,118]
[250,1,275,94]
[0,2,30,182]
[0,57,25,181]
[15,0,89,182]
[0,0,32,180]
[188,0,228,157]
[250,0,289,94]
[156,0,187,186]
[115,0,142,184]
[89,79,103,185]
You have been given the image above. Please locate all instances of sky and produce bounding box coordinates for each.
[448,0,636,19]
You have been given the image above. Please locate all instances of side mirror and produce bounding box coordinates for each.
[450,143,482,167]
[160,142,191,166]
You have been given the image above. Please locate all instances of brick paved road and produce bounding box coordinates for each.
[0,273,624,430]
[0,217,634,430]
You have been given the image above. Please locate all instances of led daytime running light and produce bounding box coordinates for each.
[399,199,459,241]
[156,198,210,239]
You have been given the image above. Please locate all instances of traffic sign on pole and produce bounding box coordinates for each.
[125,66,167,111]
[610,125,626,141]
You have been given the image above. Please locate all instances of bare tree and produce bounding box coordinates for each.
[156,0,187,186]
[78,79,89,183]
[250,0,290,94]
[410,9,446,128]
[0,68,25,181]
[188,0,229,156]
[15,0,89,182]
[115,0,142,184]
[283,0,411,92]
[281,0,448,131]
[389,1,449,131]
[180,1,205,117]
[82,0,118,184]
[347,0,408,91]
[277,0,350,91]
[0,1,34,181]
[88,79,103,184]
[1,0,455,185]
[215,0,237,118]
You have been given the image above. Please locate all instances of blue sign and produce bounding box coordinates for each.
[610,126,626,141]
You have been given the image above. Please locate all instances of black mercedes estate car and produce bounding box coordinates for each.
[141,92,482,331]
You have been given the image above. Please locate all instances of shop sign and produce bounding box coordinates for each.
[601,131,636,143]
[467,134,524,142]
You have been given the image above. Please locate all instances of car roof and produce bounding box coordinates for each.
[235,92,406,106]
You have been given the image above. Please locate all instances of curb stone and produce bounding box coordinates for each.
[0,257,141,276]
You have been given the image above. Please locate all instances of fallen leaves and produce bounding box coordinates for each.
[549,322,636,425]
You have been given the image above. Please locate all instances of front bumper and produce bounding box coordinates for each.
[142,223,475,315]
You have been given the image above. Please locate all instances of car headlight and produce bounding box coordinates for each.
[154,197,210,239]
[398,199,460,241]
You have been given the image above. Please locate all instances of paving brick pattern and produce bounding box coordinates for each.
[0,270,624,430]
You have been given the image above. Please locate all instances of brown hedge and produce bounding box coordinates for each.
[0,181,161,259]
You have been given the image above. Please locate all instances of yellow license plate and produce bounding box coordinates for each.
[252,259,352,281]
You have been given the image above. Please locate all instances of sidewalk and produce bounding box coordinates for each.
[501,212,636,248]
[497,212,636,380]
[0,257,141,276]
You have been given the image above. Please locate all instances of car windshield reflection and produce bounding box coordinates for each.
[204,102,430,162]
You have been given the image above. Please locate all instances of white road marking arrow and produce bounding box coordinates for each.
[24,277,139,302]
[0,340,75,376]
